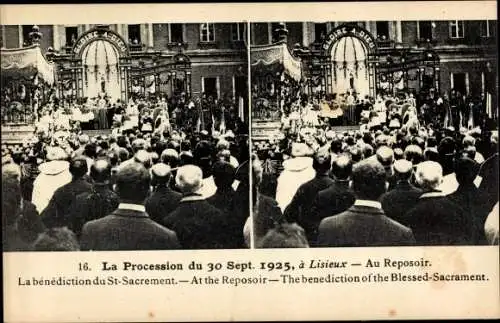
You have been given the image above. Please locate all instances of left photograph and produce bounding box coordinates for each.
[1,23,250,251]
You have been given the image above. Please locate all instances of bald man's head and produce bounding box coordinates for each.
[376,146,394,168]
[175,165,203,194]
[151,163,173,187]
[415,161,443,191]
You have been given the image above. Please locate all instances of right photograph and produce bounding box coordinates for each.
[249,21,498,248]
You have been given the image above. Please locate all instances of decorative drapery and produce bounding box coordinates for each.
[251,42,302,82]
[1,45,55,85]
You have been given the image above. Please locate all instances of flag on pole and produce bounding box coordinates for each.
[486,93,492,118]
[467,104,474,130]
[220,114,226,134]
[238,96,244,120]
[196,116,201,132]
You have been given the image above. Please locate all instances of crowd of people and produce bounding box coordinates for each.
[251,89,499,248]
[28,90,248,137]
[2,82,498,250]
[276,88,494,137]
[2,92,250,251]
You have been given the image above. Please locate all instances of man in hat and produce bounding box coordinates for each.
[447,156,487,244]
[42,156,93,228]
[161,165,226,249]
[275,142,315,212]
[317,159,415,247]
[207,161,246,248]
[69,159,119,237]
[380,159,422,226]
[145,163,182,224]
[80,161,180,251]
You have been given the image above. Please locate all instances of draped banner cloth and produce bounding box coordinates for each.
[1,45,55,85]
[251,42,302,82]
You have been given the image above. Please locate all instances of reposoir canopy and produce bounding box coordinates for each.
[1,45,55,85]
[251,42,302,82]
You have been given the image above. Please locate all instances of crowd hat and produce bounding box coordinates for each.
[291,142,312,157]
[151,163,172,182]
[223,130,235,139]
[46,147,68,161]
[389,119,401,129]
[393,159,413,175]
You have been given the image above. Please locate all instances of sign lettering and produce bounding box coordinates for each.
[73,31,128,56]
[323,25,376,52]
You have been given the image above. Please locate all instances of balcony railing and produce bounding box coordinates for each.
[416,38,437,47]
[167,42,188,51]
[1,104,36,125]
[129,43,144,52]
[376,39,395,48]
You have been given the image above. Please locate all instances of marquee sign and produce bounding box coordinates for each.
[323,25,377,53]
[73,30,128,57]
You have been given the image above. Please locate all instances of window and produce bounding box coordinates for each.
[65,26,78,47]
[449,20,464,39]
[22,25,32,46]
[418,21,433,41]
[480,20,496,38]
[200,23,215,42]
[203,77,218,98]
[376,21,389,39]
[234,76,247,98]
[271,22,282,43]
[231,23,245,41]
[128,24,141,44]
[169,23,184,43]
[314,23,327,42]
[452,73,467,96]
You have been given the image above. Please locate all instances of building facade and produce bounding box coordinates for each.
[1,23,248,110]
[250,20,497,104]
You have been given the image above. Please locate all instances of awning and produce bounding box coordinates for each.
[251,42,302,82]
[1,45,55,85]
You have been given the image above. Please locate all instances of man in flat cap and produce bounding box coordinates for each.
[42,156,93,228]
[402,161,468,246]
[80,161,180,251]
[380,159,423,226]
[145,163,182,224]
[317,159,415,247]
[162,165,226,249]
[69,158,119,238]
